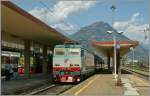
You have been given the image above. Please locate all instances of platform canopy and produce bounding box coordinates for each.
[1,1,70,47]
[92,41,138,57]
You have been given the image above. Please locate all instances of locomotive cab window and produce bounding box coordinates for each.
[68,48,80,56]
[55,48,65,56]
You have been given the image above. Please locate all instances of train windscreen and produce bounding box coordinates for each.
[54,48,65,56]
[68,48,80,56]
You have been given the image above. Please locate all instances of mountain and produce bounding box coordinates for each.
[69,21,149,65]
[70,21,131,42]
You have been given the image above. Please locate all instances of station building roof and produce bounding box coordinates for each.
[1,1,71,47]
[92,41,138,57]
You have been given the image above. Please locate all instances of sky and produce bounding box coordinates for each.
[11,0,149,44]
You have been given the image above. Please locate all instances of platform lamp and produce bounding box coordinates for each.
[109,5,117,80]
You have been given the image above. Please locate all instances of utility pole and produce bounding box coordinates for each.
[110,5,117,80]
[144,26,150,82]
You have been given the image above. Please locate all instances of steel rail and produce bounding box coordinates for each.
[122,67,149,80]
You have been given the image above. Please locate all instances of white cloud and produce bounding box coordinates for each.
[51,22,77,35]
[131,12,139,22]
[29,1,97,35]
[52,1,96,21]
[114,12,149,44]
[29,7,50,23]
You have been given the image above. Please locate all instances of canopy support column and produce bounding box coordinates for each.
[42,45,48,77]
[107,54,111,70]
[116,48,122,86]
[24,40,31,79]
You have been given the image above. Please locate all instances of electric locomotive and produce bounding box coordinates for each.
[52,42,103,83]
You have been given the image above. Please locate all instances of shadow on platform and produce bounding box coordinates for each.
[96,68,132,74]
[1,73,52,95]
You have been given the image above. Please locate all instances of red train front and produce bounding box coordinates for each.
[53,67,81,83]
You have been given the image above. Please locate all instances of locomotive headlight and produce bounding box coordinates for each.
[70,64,73,66]
[77,78,80,82]
[55,64,60,66]
[75,64,79,66]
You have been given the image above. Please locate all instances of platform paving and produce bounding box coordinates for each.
[62,74,149,96]
[1,74,52,95]
[127,75,149,96]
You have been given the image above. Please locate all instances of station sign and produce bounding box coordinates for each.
[116,43,120,49]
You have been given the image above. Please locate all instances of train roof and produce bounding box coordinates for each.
[55,45,82,48]
[55,44,96,54]
[54,44,104,61]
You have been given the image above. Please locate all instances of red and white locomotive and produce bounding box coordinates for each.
[52,43,103,83]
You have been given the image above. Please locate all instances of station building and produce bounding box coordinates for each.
[1,1,71,78]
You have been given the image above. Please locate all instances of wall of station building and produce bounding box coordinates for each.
[1,50,53,74]
[1,32,54,76]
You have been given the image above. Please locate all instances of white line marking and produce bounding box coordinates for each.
[29,84,55,95]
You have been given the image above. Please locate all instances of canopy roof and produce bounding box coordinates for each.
[2,1,70,47]
[92,41,138,57]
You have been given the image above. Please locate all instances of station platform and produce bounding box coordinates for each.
[1,73,52,95]
[62,74,149,96]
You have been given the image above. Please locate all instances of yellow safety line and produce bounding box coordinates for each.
[74,75,99,96]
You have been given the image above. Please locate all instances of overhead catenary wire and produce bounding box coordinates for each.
[38,1,77,32]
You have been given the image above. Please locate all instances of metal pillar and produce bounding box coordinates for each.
[42,45,48,76]
[112,57,114,74]
[149,30,150,83]
[145,27,150,83]
[111,5,117,79]
[100,61,102,69]
[107,54,111,70]
[24,40,30,79]
[116,48,122,86]
[113,35,117,79]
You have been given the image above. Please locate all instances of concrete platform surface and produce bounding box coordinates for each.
[62,74,149,96]
[1,74,52,95]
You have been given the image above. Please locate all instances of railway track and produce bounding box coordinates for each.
[28,84,74,95]
[122,67,149,80]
